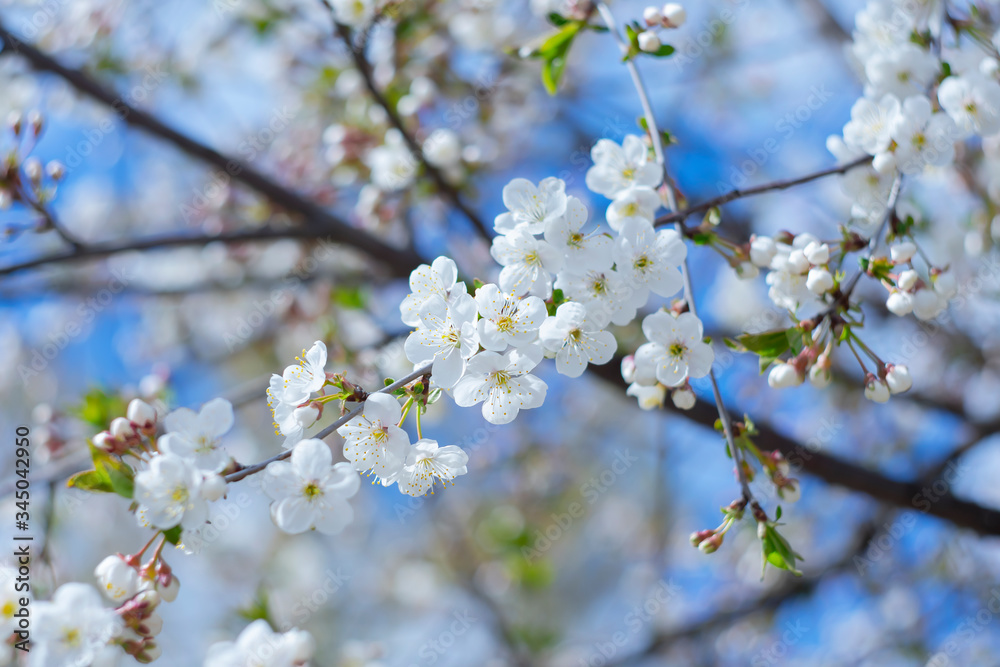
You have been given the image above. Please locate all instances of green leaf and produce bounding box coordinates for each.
[737,328,802,359]
[91,445,135,499]
[538,22,581,95]
[547,12,569,26]
[691,232,714,245]
[162,526,183,545]
[775,505,783,521]
[473,278,485,291]
[652,44,675,57]
[67,469,113,493]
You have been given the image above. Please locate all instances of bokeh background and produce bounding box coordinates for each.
[2,0,1000,665]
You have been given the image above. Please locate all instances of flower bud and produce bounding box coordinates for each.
[286,629,316,662]
[127,399,157,432]
[200,473,227,502]
[767,362,802,389]
[806,267,834,295]
[757,521,768,539]
[661,3,686,27]
[896,269,919,291]
[642,6,663,25]
[749,235,776,267]
[23,157,42,184]
[913,288,945,320]
[110,416,135,440]
[890,241,916,263]
[671,387,696,410]
[620,355,637,384]
[779,479,801,503]
[787,249,810,274]
[94,431,117,452]
[139,612,163,637]
[45,160,65,181]
[885,290,913,317]
[735,261,759,280]
[95,554,141,603]
[885,364,912,394]
[638,31,661,53]
[689,529,714,547]
[626,383,666,410]
[698,533,723,554]
[135,640,161,663]
[803,241,829,265]
[293,404,321,428]
[808,363,831,389]
[933,271,957,298]
[158,575,179,603]
[864,377,890,403]
[872,151,896,173]
[7,110,22,134]
[27,110,43,136]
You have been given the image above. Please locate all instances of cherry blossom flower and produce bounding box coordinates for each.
[612,218,686,300]
[397,439,470,496]
[843,94,900,155]
[452,346,548,424]
[634,311,714,387]
[400,256,465,327]
[263,439,360,535]
[204,619,315,667]
[32,584,119,667]
[274,341,328,406]
[585,135,663,198]
[865,44,939,98]
[94,555,142,603]
[329,0,375,28]
[626,382,666,410]
[606,187,661,230]
[938,74,1000,137]
[337,393,410,485]
[134,453,213,531]
[404,293,480,389]
[474,283,546,352]
[159,397,235,472]
[555,268,641,329]
[493,177,568,234]
[538,302,616,377]
[490,224,564,297]
[366,129,416,191]
[890,95,959,173]
[543,196,613,271]
[268,377,320,449]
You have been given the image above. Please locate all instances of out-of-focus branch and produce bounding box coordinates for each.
[0,225,414,277]
[654,155,872,227]
[0,20,424,274]
[321,8,493,242]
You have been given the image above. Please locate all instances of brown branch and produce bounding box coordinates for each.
[0,20,424,275]
[326,14,493,241]
[654,155,873,227]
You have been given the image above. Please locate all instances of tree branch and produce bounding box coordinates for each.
[0,20,424,275]
[653,155,872,227]
[323,10,493,241]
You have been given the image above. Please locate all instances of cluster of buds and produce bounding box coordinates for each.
[767,340,831,391]
[621,355,695,411]
[94,399,159,454]
[96,547,181,664]
[2,110,65,217]
[863,363,912,403]
[637,3,686,53]
[882,240,956,321]
[690,499,745,554]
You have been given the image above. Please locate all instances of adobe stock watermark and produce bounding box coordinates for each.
[17,267,132,384]
[406,609,477,666]
[926,587,1000,666]
[854,460,969,575]
[222,237,340,352]
[180,105,299,224]
[61,67,169,175]
[520,448,639,562]
[580,579,680,666]
[277,568,350,631]
[749,619,810,667]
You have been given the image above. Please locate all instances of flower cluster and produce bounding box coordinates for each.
[637,3,686,53]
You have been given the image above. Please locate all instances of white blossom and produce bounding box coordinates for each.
[159,398,235,472]
[554,269,641,329]
[937,74,1000,137]
[204,619,315,667]
[634,311,713,387]
[94,555,142,603]
[337,393,410,485]
[474,283,546,352]
[607,187,661,230]
[32,584,119,667]
[452,346,548,424]
[397,439,469,497]
[843,94,900,155]
[263,439,360,535]
[404,293,480,389]
[612,218,686,300]
[494,177,568,235]
[134,453,212,531]
[538,302,616,378]
[490,224,564,297]
[400,256,465,327]
[585,135,663,198]
[543,196,613,270]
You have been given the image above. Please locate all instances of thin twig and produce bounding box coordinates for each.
[322,7,493,241]
[223,363,432,483]
[653,155,873,228]
[595,1,751,502]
